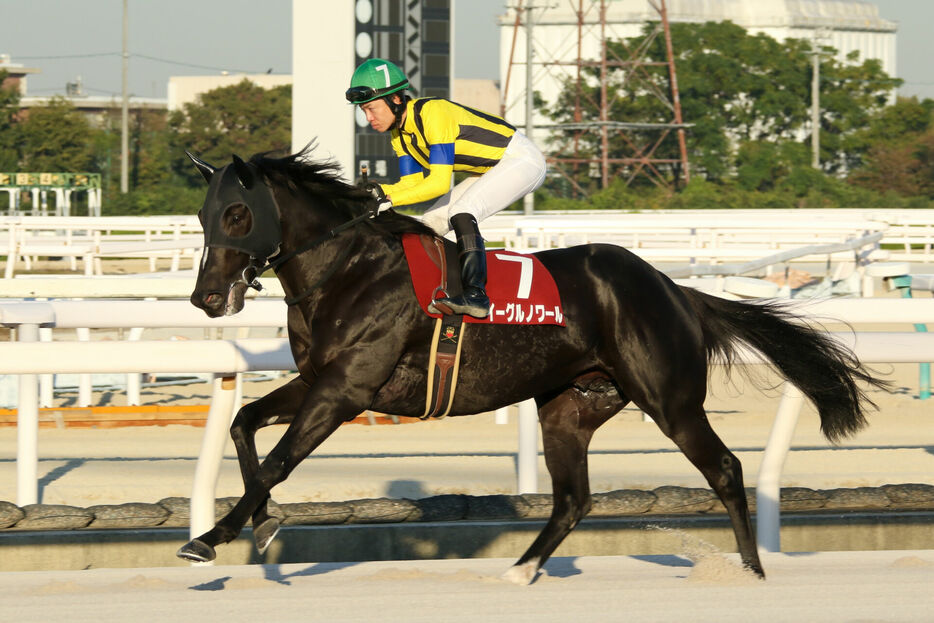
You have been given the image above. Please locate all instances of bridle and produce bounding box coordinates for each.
[200,160,375,306]
[256,210,373,305]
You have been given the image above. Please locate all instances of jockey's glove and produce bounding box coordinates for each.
[363,182,387,201]
[361,182,391,217]
[371,198,393,217]
[357,182,392,216]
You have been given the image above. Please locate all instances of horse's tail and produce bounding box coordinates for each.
[680,287,887,443]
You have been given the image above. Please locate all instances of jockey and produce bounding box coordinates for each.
[346,58,547,319]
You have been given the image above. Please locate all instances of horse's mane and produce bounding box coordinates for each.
[249,146,436,239]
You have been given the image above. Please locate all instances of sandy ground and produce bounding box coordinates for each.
[1,550,933,622]
[0,360,931,507]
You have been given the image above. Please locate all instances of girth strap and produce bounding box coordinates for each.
[422,313,466,419]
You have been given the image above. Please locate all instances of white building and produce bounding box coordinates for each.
[499,0,897,143]
[291,1,453,182]
[291,2,356,179]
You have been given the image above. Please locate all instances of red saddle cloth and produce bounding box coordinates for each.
[402,233,565,326]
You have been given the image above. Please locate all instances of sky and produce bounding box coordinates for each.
[1,0,933,100]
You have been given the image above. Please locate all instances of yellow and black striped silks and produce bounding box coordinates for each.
[380,98,516,207]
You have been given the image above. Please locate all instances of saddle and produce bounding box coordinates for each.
[402,234,565,326]
[402,233,565,419]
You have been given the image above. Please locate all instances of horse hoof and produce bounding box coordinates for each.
[254,518,281,555]
[177,539,216,563]
[501,560,539,586]
[749,565,766,580]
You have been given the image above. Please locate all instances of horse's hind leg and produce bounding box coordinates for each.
[228,376,307,554]
[503,376,624,585]
[653,403,764,578]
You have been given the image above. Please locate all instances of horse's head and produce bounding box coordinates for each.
[187,152,282,317]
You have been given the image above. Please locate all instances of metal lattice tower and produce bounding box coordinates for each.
[502,0,690,193]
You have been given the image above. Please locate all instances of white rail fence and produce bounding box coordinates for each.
[2,297,934,554]
[2,215,204,277]
[0,230,912,409]
[493,209,934,263]
[0,280,285,408]
[4,209,934,278]
[2,211,932,552]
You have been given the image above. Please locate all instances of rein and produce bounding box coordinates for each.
[257,210,373,306]
[263,211,372,273]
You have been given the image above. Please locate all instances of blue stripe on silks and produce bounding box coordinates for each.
[429,143,455,165]
[399,155,422,177]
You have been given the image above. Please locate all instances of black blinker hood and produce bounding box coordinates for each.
[200,158,282,260]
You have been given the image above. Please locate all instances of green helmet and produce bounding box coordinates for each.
[346,58,409,104]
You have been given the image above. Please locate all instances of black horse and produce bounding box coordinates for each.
[178,148,883,584]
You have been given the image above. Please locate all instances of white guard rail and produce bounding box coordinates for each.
[0,275,284,300]
[0,299,288,329]
[0,336,295,548]
[1,297,934,554]
[0,280,285,407]
[6,208,934,277]
[2,215,204,278]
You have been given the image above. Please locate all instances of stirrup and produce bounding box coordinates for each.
[430,293,490,319]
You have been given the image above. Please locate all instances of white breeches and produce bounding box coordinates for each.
[420,131,547,236]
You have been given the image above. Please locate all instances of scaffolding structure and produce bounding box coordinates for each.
[502,0,690,194]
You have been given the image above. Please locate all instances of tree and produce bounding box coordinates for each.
[130,109,174,188]
[816,53,902,173]
[17,96,99,171]
[544,21,900,188]
[546,21,812,186]
[848,97,934,197]
[855,95,933,146]
[168,79,291,185]
[0,70,21,170]
[735,140,809,192]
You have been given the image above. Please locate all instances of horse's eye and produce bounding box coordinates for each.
[220,203,252,238]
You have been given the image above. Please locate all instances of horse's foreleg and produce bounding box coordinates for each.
[503,383,622,585]
[177,395,353,563]
[228,376,307,554]
[657,405,765,579]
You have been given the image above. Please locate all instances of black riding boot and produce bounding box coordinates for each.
[432,213,491,319]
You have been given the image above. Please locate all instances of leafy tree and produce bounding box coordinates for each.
[816,53,902,173]
[735,140,809,191]
[848,140,929,197]
[17,96,99,171]
[93,107,203,212]
[168,79,291,185]
[546,21,811,187]
[543,21,900,189]
[131,109,174,189]
[102,184,205,216]
[847,97,934,197]
[0,70,22,170]
[856,96,933,145]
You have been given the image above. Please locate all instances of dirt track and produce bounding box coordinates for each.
[2,551,933,623]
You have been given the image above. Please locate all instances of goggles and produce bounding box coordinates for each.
[345,86,378,104]
[345,80,408,104]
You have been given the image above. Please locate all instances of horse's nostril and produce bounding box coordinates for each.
[204,292,223,307]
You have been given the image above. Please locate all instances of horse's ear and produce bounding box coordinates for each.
[186,151,215,183]
[232,154,254,190]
